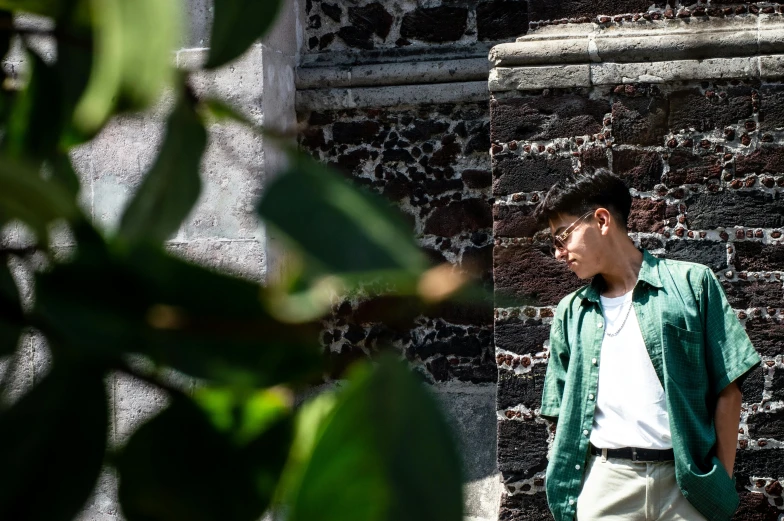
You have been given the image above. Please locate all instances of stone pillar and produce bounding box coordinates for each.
[491,12,784,520]
[73,1,299,519]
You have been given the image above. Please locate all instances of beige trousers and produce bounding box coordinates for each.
[576,455,707,521]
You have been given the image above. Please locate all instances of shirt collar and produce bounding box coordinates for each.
[581,249,663,304]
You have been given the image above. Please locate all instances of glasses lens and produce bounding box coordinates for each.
[550,237,563,255]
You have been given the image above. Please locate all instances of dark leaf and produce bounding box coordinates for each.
[35,238,322,387]
[4,51,60,159]
[0,11,12,81]
[258,153,426,276]
[50,151,81,199]
[118,395,292,521]
[0,258,23,356]
[288,357,464,521]
[55,24,95,148]
[5,18,94,158]
[206,0,282,69]
[0,158,79,241]
[0,362,108,521]
[118,94,207,245]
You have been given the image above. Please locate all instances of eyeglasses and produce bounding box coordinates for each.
[550,210,595,255]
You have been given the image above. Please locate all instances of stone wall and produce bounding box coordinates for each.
[302,0,528,55]
[491,8,784,521]
[298,103,495,384]
[297,2,509,520]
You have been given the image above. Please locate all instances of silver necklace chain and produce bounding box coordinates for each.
[605,299,633,337]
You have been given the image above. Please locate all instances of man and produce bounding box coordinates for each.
[534,169,760,521]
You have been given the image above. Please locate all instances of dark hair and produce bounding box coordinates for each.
[533,169,632,228]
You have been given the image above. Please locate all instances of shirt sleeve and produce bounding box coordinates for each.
[541,307,569,419]
[700,269,761,397]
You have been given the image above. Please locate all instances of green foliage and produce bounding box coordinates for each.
[75,0,180,132]
[0,363,108,521]
[118,92,207,246]
[259,152,427,277]
[288,359,464,521]
[0,158,79,241]
[117,395,292,521]
[206,0,282,69]
[0,1,468,520]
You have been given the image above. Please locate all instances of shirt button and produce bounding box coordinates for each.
[576,464,581,470]
[589,393,595,400]
[592,358,597,365]
[583,429,589,436]
[597,321,603,328]
[569,499,575,506]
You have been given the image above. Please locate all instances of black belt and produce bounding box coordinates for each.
[590,444,674,462]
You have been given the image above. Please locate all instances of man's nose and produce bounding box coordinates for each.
[554,246,567,261]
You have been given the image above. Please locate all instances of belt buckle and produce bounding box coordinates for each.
[632,447,638,461]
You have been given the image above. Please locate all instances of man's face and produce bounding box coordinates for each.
[548,211,601,280]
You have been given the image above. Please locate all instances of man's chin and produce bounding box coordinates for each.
[570,266,597,280]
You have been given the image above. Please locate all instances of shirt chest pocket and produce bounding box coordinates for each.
[663,322,706,385]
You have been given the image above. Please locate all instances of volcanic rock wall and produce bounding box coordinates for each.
[297,2,524,519]
[490,6,784,521]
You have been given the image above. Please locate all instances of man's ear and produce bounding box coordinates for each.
[595,208,612,235]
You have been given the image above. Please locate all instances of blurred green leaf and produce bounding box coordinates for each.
[118,395,292,521]
[258,153,427,276]
[206,0,282,69]
[0,158,79,241]
[275,391,338,506]
[118,94,207,245]
[74,0,179,132]
[50,151,81,199]
[117,0,179,108]
[55,22,95,148]
[0,362,108,520]
[5,51,59,158]
[0,258,23,356]
[4,16,94,157]
[199,98,255,127]
[288,357,464,521]
[0,0,68,19]
[193,386,290,445]
[72,0,121,132]
[35,239,322,387]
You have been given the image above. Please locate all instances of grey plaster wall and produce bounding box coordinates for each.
[69,1,300,519]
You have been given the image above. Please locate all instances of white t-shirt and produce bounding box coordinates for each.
[589,290,672,449]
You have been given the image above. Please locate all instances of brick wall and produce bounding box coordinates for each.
[491,68,784,521]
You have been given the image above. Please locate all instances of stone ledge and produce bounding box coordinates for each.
[491,17,784,66]
[489,55,784,91]
[296,57,489,90]
[489,16,784,92]
[296,80,488,111]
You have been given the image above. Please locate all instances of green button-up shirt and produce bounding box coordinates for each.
[541,250,760,521]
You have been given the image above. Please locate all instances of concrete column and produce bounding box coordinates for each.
[73,1,299,519]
